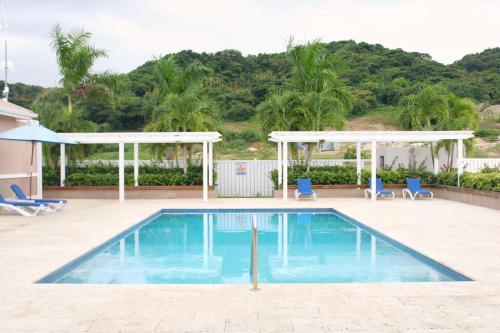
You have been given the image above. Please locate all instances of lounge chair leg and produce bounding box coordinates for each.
[0,204,36,217]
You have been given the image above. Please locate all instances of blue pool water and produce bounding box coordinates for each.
[39,209,470,284]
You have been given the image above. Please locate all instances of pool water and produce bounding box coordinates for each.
[40,209,470,284]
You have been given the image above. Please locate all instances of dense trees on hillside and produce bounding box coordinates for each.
[3,26,499,162]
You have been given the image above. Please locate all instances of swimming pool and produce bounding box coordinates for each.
[39,209,470,284]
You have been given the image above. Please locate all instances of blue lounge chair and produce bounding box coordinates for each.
[364,178,395,199]
[10,184,67,211]
[0,194,49,217]
[402,178,433,200]
[295,178,316,200]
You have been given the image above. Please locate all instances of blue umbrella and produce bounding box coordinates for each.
[0,121,77,198]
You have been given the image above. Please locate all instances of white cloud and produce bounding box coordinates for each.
[2,0,499,87]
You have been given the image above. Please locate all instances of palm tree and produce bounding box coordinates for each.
[302,90,352,170]
[286,39,354,169]
[257,90,307,163]
[50,24,108,114]
[398,85,449,168]
[287,38,344,94]
[151,55,211,101]
[436,95,479,170]
[32,89,98,165]
[146,91,217,169]
[258,90,307,133]
[146,55,217,169]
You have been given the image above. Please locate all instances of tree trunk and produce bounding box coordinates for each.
[429,142,435,169]
[450,144,455,170]
[181,144,188,174]
[305,143,314,172]
[67,94,73,114]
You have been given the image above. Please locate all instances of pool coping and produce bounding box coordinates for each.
[36,208,472,284]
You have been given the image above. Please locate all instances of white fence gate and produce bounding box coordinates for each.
[463,158,500,172]
[216,160,277,197]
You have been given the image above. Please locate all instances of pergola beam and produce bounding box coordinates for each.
[62,132,222,144]
[57,132,221,203]
[269,131,474,143]
[270,131,474,203]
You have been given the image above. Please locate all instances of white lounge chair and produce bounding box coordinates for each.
[0,194,49,217]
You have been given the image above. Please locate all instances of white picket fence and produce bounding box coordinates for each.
[76,160,200,167]
[463,158,500,172]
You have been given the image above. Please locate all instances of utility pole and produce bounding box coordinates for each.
[1,5,8,101]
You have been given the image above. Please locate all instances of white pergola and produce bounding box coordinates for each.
[269,131,474,202]
[60,132,222,202]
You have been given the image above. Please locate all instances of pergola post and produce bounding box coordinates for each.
[36,142,43,199]
[208,142,213,187]
[370,141,377,202]
[118,142,125,203]
[133,143,139,187]
[202,141,208,202]
[60,143,65,187]
[356,142,361,185]
[134,143,139,186]
[282,141,288,202]
[277,141,282,186]
[457,139,463,187]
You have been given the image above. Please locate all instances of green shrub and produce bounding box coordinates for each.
[227,139,246,150]
[269,165,435,188]
[361,169,436,184]
[64,173,134,186]
[437,172,458,186]
[437,171,499,191]
[475,128,500,140]
[43,167,59,186]
[44,163,205,186]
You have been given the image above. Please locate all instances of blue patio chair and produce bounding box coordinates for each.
[402,178,433,200]
[364,178,395,199]
[0,193,49,217]
[10,184,67,211]
[294,178,317,200]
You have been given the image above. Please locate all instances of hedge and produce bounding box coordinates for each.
[270,165,435,189]
[437,171,500,192]
[44,163,206,186]
[270,165,499,192]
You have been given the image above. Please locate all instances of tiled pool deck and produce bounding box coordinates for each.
[0,198,499,332]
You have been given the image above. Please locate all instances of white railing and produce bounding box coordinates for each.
[463,158,500,172]
[300,159,369,167]
[0,173,38,179]
[74,160,200,168]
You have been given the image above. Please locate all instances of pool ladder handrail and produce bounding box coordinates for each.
[250,215,260,292]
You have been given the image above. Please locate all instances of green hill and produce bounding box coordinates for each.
[4,41,500,135]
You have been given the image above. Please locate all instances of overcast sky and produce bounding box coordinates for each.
[3,0,499,87]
